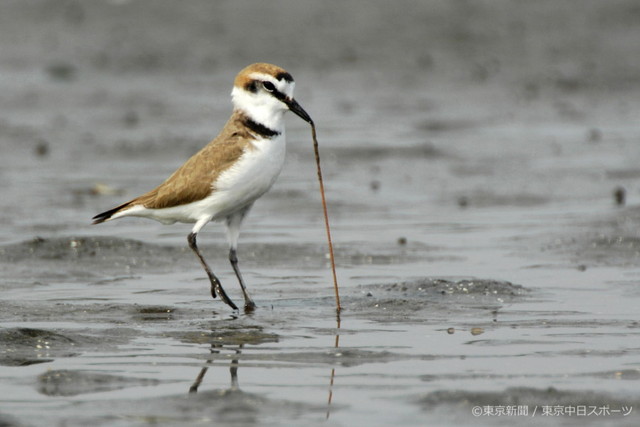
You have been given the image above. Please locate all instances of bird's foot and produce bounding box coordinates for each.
[210,281,238,310]
[243,300,256,313]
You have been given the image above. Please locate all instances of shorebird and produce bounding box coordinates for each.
[92,63,313,311]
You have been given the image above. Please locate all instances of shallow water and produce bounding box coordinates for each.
[2,1,640,426]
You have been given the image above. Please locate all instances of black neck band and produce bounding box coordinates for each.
[244,118,280,138]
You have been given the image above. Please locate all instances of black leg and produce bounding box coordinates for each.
[229,248,256,311]
[188,232,238,310]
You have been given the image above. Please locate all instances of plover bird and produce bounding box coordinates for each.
[92,63,313,311]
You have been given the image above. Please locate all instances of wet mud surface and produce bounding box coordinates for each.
[1,1,640,426]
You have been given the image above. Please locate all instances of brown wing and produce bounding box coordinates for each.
[131,111,254,210]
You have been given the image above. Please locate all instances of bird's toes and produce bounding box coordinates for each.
[244,301,257,313]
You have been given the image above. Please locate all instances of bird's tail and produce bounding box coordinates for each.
[92,201,132,224]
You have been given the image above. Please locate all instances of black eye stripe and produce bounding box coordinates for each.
[270,89,287,102]
[258,81,287,102]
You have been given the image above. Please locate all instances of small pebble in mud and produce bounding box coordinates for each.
[34,140,50,158]
[447,327,455,334]
[370,180,381,191]
[73,183,124,197]
[397,237,407,246]
[613,186,625,206]
[123,110,140,128]
[46,62,77,82]
[470,327,484,336]
[577,264,587,272]
[457,196,469,208]
[588,128,602,142]
[91,183,124,196]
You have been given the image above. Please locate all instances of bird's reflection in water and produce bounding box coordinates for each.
[186,316,341,420]
[186,324,277,394]
[189,343,243,394]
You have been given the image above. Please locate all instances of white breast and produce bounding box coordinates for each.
[205,132,287,220]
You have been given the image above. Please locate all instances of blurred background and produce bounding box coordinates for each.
[3,0,640,86]
[2,0,640,241]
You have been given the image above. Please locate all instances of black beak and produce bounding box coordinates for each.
[286,98,313,125]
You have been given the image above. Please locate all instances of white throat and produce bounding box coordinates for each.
[231,87,287,132]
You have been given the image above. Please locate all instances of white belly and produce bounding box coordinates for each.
[208,133,287,219]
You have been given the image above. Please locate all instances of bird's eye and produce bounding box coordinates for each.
[262,81,276,92]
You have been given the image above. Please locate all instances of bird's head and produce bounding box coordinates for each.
[231,63,312,129]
